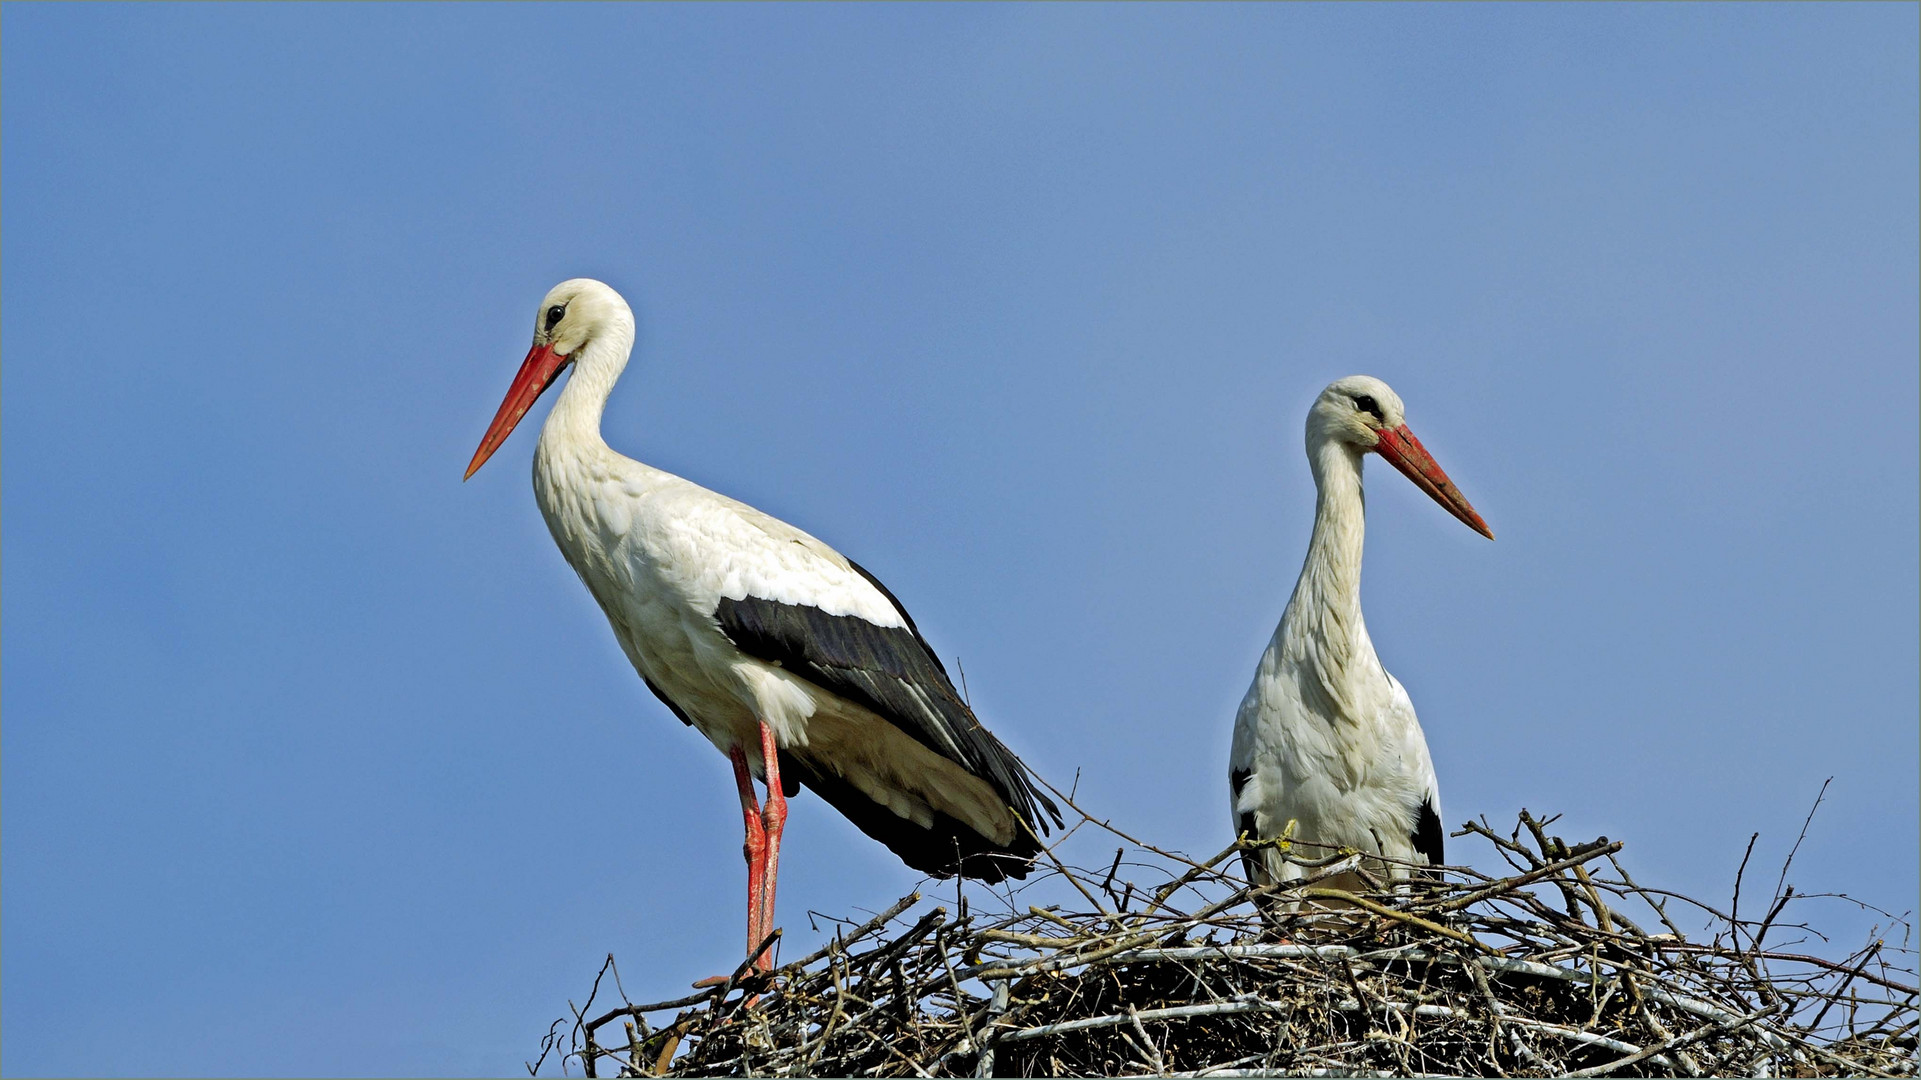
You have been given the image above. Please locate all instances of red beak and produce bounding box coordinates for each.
[465,343,569,480]
[1372,424,1494,539]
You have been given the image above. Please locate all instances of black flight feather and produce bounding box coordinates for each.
[777,751,1037,883]
[1413,795,1445,867]
[713,576,1059,877]
[1230,767,1260,883]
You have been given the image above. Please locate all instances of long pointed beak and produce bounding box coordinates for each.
[465,343,569,480]
[1372,424,1494,539]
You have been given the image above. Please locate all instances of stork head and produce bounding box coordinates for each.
[530,278,631,359]
[465,279,634,480]
[1310,375,1493,539]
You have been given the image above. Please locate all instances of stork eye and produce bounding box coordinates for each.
[1352,395,1384,421]
[544,305,566,332]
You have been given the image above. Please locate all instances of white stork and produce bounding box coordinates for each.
[1229,376,1491,893]
[466,279,1059,968]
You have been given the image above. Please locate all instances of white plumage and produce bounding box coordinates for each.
[1229,376,1492,890]
[468,279,1057,967]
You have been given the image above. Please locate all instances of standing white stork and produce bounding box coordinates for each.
[466,279,1059,968]
[1229,376,1491,893]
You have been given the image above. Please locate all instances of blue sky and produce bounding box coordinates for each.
[4,4,1916,1075]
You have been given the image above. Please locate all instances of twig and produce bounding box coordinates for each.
[1564,1003,1781,1077]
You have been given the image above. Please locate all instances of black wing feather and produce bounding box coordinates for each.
[713,574,1059,852]
[845,558,947,677]
[1230,767,1261,884]
[1413,795,1445,867]
[777,750,1037,883]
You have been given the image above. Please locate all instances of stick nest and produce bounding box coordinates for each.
[541,804,1915,1078]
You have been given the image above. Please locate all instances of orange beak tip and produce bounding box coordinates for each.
[1375,424,1491,541]
[467,342,567,481]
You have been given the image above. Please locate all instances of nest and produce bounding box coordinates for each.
[539,799,1916,1078]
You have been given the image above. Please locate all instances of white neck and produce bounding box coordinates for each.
[538,320,634,459]
[1275,435,1376,713]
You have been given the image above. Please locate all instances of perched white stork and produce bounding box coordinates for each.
[466,279,1059,967]
[1229,376,1491,892]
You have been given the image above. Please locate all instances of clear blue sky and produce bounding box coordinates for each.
[4,4,1915,1076]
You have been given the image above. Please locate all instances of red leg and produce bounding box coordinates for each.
[754,720,788,971]
[729,746,767,963]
